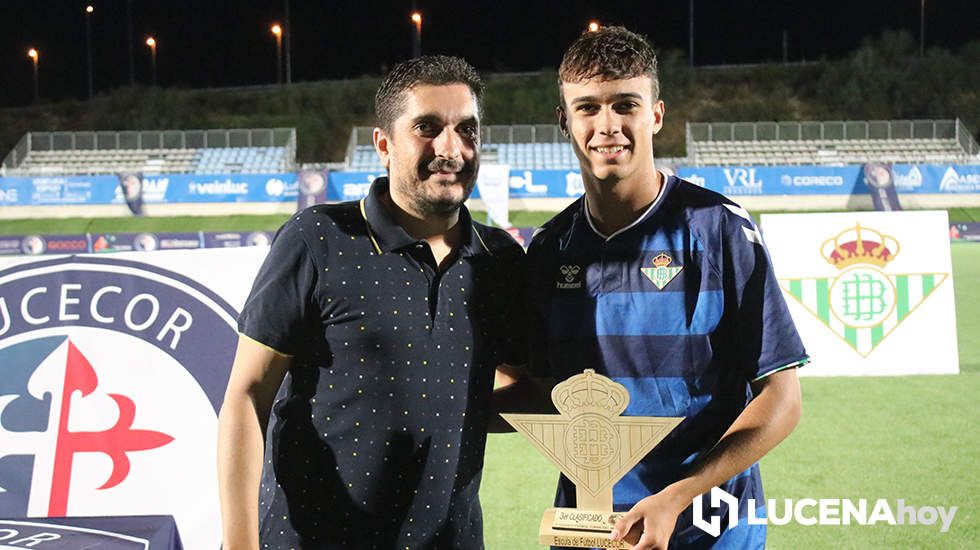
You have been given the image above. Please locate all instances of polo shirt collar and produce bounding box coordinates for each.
[456,207,492,258]
[360,176,490,257]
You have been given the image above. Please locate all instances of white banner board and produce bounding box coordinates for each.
[760,211,958,376]
[475,163,511,228]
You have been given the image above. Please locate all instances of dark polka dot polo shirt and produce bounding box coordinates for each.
[238,177,526,549]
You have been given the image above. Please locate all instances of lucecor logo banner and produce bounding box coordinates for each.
[0,248,266,549]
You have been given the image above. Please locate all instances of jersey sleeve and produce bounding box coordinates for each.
[237,218,319,356]
[720,205,809,380]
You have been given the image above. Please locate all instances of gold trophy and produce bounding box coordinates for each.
[501,370,683,548]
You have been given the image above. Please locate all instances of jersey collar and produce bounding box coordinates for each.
[582,171,676,241]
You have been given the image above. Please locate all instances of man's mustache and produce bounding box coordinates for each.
[425,157,468,174]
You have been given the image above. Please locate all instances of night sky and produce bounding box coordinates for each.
[1,0,977,107]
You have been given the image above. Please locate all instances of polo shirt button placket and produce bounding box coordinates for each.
[409,240,448,332]
[432,262,453,332]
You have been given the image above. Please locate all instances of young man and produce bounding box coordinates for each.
[524,28,809,549]
[217,56,525,549]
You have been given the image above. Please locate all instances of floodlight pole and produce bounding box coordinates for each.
[127,0,135,85]
[146,37,157,86]
[284,0,292,84]
[688,0,694,66]
[411,12,422,58]
[276,33,283,85]
[28,49,40,102]
[85,6,94,98]
[919,0,925,56]
[272,25,283,85]
[782,29,788,63]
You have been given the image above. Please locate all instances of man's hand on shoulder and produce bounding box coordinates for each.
[488,367,555,433]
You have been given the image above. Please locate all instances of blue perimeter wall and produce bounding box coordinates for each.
[1,164,979,206]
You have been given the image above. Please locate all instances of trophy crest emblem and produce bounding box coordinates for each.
[502,370,683,548]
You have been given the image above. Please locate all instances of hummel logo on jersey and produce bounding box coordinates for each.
[557,265,582,289]
[641,252,683,290]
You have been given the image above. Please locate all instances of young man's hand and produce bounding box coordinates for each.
[610,490,687,550]
[609,368,803,549]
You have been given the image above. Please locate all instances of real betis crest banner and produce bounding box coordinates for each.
[760,211,958,376]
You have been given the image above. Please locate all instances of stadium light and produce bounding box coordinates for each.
[27,48,39,102]
[271,24,283,85]
[145,36,157,86]
[588,21,600,32]
[85,5,95,99]
[411,11,422,58]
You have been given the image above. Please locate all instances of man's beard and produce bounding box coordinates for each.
[409,157,478,217]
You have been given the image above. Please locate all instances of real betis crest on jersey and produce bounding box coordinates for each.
[641,252,683,290]
[780,223,948,357]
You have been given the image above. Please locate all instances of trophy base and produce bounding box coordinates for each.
[538,508,631,549]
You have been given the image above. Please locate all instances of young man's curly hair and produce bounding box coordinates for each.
[558,26,660,103]
[375,55,484,132]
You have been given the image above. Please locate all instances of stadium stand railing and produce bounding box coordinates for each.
[686,119,979,167]
[347,125,588,171]
[1,128,297,176]
[349,120,973,172]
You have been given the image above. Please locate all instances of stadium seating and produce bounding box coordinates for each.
[687,120,978,166]
[691,138,971,166]
[3,129,297,176]
[345,125,580,171]
[348,141,580,172]
[495,143,578,170]
[349,145,383,171]
[347,120,980,171]
[14,148,199,176]
[194,147,290,174]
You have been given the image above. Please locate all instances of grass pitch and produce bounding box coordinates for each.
[1,214,976,548]
[2,207,976,236]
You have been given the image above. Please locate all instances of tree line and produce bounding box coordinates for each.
[1,31,976,164]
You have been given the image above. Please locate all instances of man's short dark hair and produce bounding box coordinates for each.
[375,55,484,132]
[558,26,660,102]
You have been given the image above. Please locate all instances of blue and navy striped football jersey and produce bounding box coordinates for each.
[526,175,809,548]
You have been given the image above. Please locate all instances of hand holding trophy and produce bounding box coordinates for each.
[501,370,683,548]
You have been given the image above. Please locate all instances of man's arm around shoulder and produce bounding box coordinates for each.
[488,366,557,433]
[217,335,292,550]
